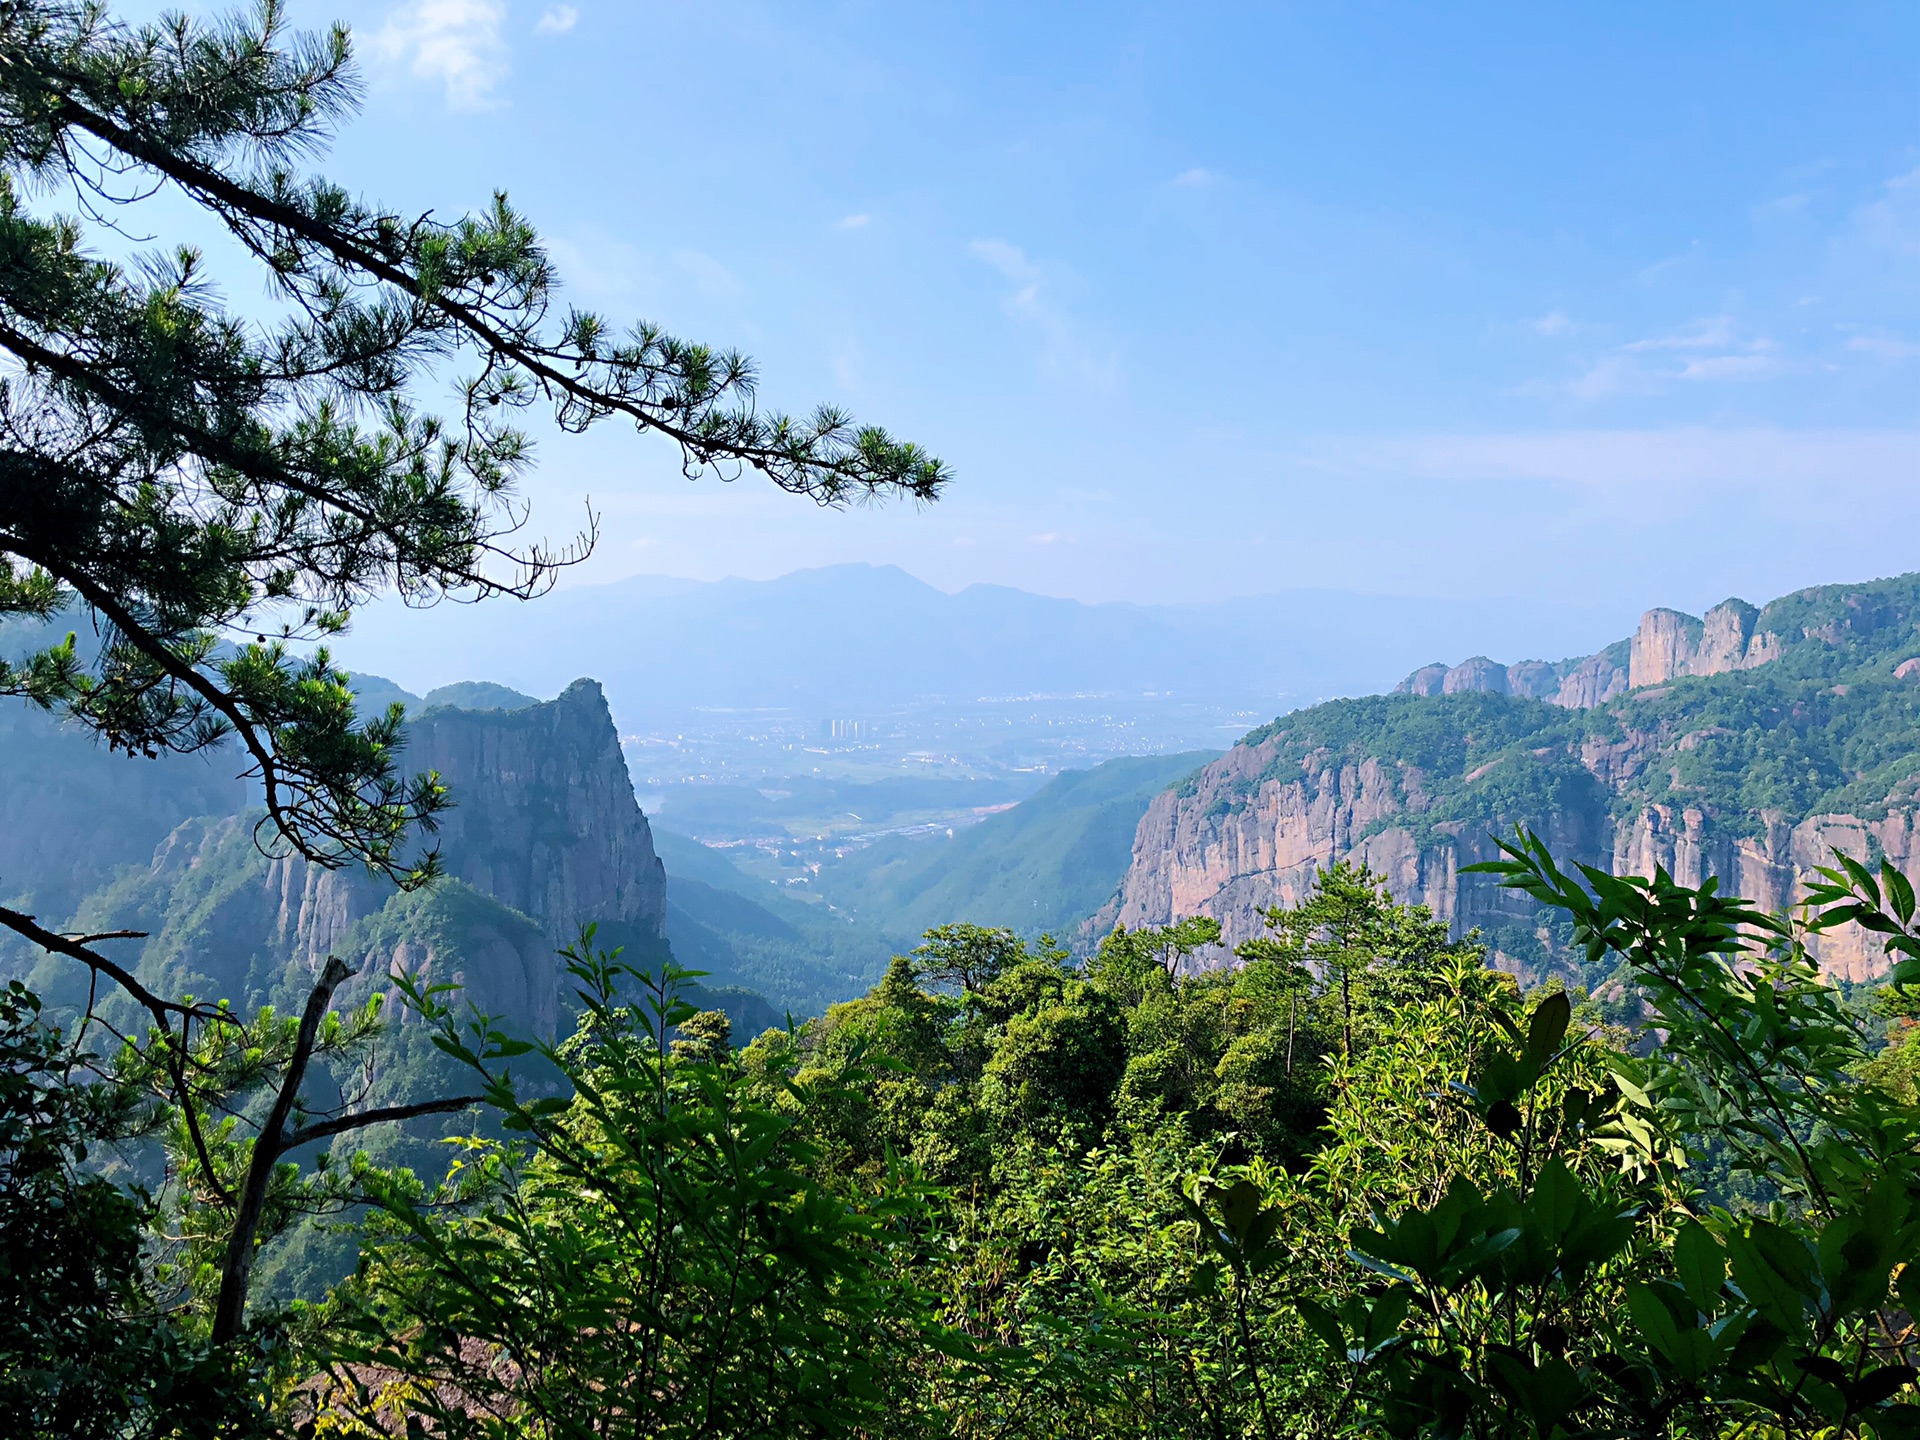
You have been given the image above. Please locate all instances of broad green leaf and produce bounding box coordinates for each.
[1527,990,1572,1064]
[1674,1219,1725,1312]
[1294,1297,1344,1353]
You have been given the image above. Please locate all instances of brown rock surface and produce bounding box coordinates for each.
[1103,730,1918,984]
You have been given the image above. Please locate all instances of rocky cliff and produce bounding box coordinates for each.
[1105,573,1920,985]
[1399,595,1796,708]
[23,679,668,1036]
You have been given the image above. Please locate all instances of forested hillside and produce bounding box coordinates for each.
[1109,572,1920,982]
[813,749,1220,942]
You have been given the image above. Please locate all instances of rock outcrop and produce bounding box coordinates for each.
[1103,737,1918,984]
[1399,598,1783,710]
[1115,573,1920,985]
[44,679,666,1034]
[1099,739,1608,980]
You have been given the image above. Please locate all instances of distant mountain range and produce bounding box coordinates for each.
[335,564,1628,724]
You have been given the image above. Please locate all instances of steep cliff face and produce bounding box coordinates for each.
[1103,740,1602,975]
[1401,591,1846,709]
[403,678,666,947]
[32,679,666,1035]
[1111,573,1920,985]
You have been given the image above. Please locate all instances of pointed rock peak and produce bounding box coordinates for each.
[1398,663,1450,696]
[556,677,609,705]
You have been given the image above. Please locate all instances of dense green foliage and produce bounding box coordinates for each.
[0,981,262,1438]
[0,0,944,1384]
[169,845,1920,1437]
[303,937,946,1438]
[15,812,1920,1436]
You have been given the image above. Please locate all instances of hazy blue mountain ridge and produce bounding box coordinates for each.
[337,564,1628,722]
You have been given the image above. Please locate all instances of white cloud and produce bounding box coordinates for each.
[1173,167,1222,188]
[971,238,1038,286]
[1531,311,1572,337]
[1319,428,1920,511]
[1621,315,1736,352]
[1856,165,1920,257]
[1544,317,1784,398]
[1674,343,1780,381]
[374,0,508,110]
[535,4,578,32]
[969,239,1119,392]
[1849,334,1920,362]
[837,213,872,230]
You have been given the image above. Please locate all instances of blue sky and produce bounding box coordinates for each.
[276,3,1920,624]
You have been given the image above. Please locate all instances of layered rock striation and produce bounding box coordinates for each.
[1108,573,1920,984]
[35,679,666,1034]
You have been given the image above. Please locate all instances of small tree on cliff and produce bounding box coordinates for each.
[0,0,945,1355]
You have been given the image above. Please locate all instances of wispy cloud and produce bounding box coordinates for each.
[1317,428,1920,511]
[1531,311,1573,337]
[1634,242,1702,286]
[837,213,872,230]
[1849,333,1920,363]
[1173,167,1222,188]
[1752,191,1810,221]
[536,4,578,33]
[970,239,1119,391]
[374,0,508,110]
[1620,316,1735,353]
[1542,316,1784,398]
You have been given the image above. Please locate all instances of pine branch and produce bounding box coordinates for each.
[283,1095,483,1152]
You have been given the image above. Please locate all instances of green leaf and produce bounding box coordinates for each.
[1674,1219,1725,1313]
[1853,1364,1918,1408]
[1625,1283,1682,1359]
[1485,1098,1523,1140]
[1294,1297,1344,1353]
[1841,851,1883,906]
[1219,1179,1263,1241]
[1527,991,1572,1064]
[1363,1286,1411,1351]
[1888,864,1917,925]
[1726,1224,1814,1332]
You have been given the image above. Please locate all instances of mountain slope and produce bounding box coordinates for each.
[650,827,898,1021]
[1107,572,1920,984]
[4,680,676,1031]
[817,750,1220,943]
